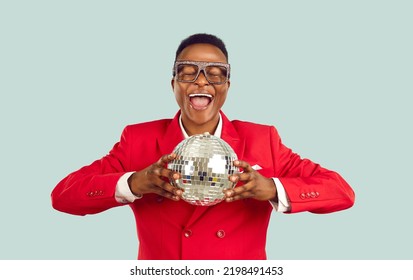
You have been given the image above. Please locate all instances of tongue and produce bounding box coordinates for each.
[190,96,210,109]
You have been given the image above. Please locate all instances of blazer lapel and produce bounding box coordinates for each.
[157,111,185,156]
[220,111,245,161]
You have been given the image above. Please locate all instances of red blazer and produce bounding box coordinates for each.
[51,111,355,259]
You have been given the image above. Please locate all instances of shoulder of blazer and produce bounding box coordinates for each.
[231,119,275,137]
[123,118,173,137]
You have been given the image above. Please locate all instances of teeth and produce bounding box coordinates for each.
[189,93,212,98]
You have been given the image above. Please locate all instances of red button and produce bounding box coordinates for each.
[216,230,225,238]
[184,230,192,238]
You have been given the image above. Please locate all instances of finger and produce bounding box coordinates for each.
[150,187,181,201]
[225,189,255,202]
[229,172,253,184]
[150,166,180,181]
[233,160,254,172]
[225,181,255,197]
[154,177,183,196]
[148,177,182,200]
[156,153,177,167]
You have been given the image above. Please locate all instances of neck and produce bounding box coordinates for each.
[181,114,220,136]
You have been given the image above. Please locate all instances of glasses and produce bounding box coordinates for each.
[173,60,230,85]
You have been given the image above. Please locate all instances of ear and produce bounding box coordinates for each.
[171,78,175,91]
[227,79,231,90]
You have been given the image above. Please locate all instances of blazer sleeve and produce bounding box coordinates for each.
[51,126,133,216]
[270,126,355,214]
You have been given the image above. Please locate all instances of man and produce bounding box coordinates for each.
[51,33,355,260]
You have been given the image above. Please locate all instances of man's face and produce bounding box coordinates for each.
[171,43,230,132]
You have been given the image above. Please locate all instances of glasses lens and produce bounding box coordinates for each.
[205,65,228,84]
[177,64,199,82]
[175,62,229,84]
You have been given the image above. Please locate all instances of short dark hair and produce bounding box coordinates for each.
[175,33,228,62]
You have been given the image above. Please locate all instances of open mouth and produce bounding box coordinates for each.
[189,93,213,110]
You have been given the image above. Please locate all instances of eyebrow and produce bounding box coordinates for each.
[175,60,230,66]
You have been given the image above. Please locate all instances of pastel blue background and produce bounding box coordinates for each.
[1,0,412,259]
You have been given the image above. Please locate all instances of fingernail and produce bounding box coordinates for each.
[226,190,232,196]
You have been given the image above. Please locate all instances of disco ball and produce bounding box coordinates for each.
[167,133,239,206]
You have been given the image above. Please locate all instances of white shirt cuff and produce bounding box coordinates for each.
[115,172,142,203]
[269,178,291,212]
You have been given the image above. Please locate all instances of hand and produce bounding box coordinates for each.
[224,160,277,202]
[128,153,182,201]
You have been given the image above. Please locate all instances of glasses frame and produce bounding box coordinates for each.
[173,60,231,85]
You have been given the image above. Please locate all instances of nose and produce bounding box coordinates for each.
[194,70,209,86]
